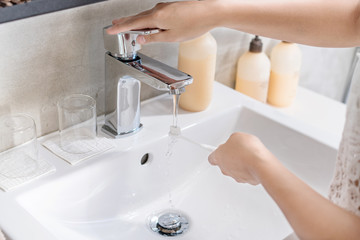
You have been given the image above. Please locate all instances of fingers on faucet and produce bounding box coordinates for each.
[137,32,160,44]
[139,30,178,44]
[107,16,155,35]
[112,9,153,25]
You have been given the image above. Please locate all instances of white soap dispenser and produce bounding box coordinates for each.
[235,35,271,103]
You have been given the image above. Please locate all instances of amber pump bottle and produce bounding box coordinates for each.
[267,41,302,107]
[178,32,217,112]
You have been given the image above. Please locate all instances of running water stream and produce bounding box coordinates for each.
[165,93,181,208]
[166,94,216,207]
[171,94,181,131]
[148,93,189,237]
[150,93,213,236]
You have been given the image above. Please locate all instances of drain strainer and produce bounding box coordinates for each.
[149,211,189,237]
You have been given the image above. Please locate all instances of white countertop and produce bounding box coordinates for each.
[0,82,346,240]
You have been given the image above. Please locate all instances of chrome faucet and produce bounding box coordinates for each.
[102,26,193,138]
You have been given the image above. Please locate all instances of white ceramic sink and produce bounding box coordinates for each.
[16,110,337,239]
[0,82,345,240]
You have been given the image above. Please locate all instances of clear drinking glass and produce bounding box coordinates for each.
[0,114,38,178]
[57,94,97,154]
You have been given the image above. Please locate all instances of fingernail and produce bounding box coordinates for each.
[137,35,146,44]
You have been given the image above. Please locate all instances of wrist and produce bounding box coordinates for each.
[251,152,280,184]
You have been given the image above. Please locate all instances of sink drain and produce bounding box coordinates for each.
[149,211,189,237]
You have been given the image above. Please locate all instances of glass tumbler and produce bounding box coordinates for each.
[57,94,97,154]
[0,114,38,178]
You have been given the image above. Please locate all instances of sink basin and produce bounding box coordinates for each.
[15,105,337,240]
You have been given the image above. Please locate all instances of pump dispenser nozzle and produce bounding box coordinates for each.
[249,35,263,53]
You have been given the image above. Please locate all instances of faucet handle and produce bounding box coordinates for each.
[103,26,159,60]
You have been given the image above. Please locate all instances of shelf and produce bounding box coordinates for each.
[0,0,106,24]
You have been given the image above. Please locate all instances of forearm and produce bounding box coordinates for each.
[255,156,360,239]
[212,0,360,47]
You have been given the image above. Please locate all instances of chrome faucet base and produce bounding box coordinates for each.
[101,123,143,139]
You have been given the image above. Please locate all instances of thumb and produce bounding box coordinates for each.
[208,151,218,166]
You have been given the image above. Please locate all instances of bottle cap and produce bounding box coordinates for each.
[249,35,263,53]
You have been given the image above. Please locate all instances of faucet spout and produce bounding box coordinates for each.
[123,53,192,93]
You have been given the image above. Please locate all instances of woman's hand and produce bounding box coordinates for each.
[106,1,223,44]
[208,132,276,185]
[209,132,360,239]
